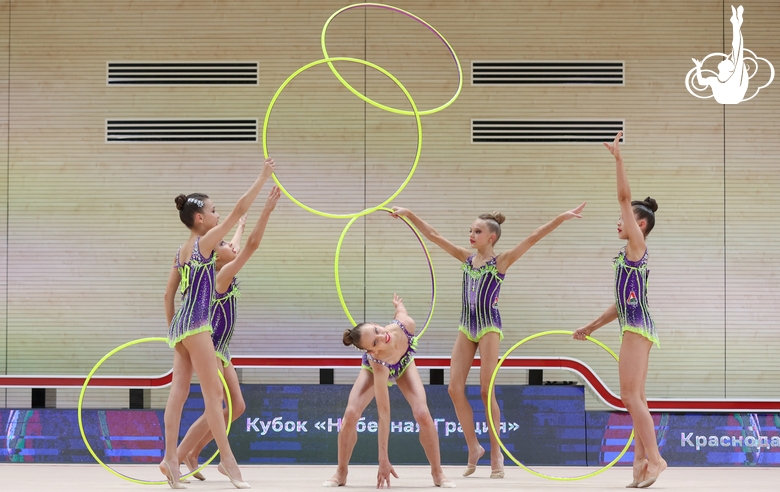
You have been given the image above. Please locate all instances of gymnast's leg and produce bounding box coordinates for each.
[447,332,484,476]
[396,362,453,487]
[160,343,195,488]
[324,369,375,487]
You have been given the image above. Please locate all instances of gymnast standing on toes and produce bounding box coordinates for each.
[391,203,585,479]
[572,131,666,489]
[176,187,281,481]
[160,158,276,490]
[323,294,455,489]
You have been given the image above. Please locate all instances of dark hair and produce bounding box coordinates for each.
[478,211,506,243]
[631,197,658,236]
[343,323,368,350]
[174,193,209,229]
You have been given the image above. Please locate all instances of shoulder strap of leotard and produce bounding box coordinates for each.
[174,246,182,268]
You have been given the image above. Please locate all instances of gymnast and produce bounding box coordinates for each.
[390,203,585,478]
[323,294,455,489]
[160,158,275,489]
[573,131,666,488]
[176,186,281,481]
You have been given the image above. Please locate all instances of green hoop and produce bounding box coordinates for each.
[262,57,422,219]
[320,3,463,116]
[487,330,634,481]
[334,207,436,339]
[77,337,233,485]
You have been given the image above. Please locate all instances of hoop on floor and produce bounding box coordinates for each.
[77,337,233,485]
[486,330,634,481]
[334,207,436,339]
[262,56,422,219]
[320,3,463,116]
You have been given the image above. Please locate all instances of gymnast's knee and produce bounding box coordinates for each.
[448,381,466,399]
[341,406,362,427]
[231,398,246,418]
[411,405,434,427]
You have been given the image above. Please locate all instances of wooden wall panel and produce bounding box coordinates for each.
[724,0,780,398]
[0,0,7,406]
[0,1,777,408]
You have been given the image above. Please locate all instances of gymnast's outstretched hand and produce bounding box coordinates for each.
[604,131,623,160]
[560,202,586,221]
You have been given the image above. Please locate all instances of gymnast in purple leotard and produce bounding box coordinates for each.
[175,187,281,480]
[573,132,666,488]
[323,294,454,489]
[390,204,585,478]
[159,158,276,489]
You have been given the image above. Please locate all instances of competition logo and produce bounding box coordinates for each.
[685,5,774,104]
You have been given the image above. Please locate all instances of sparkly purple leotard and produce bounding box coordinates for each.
[212,278,240,367]
[168,237,216,347]
[361,319,418,387]
[459,255,505,342]
[614,248,658,347]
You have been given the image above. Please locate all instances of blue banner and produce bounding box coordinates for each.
[2,384,779,466]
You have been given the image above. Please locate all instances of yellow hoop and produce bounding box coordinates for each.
[77,337,233,485]
[486,330,633,481]
[262,57,422,219]
[334,207,436,339]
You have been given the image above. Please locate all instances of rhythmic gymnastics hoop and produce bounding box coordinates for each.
[334,207,436,339]
[320,3,463,116]
[77,337,233,485]
[262,57,422,219]
[486,330,634,481]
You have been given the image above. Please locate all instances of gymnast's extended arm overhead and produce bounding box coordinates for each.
[199,158,276,255]
[216,187,281,288]
[608,131,646,261]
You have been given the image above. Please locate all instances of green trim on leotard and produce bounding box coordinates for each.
[620,325,660,348]
[167,324,213,348]
[458,325,504,343]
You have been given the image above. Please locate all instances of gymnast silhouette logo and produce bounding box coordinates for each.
[685,5,774,104]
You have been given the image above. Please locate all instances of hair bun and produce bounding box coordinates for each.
[490,211,506,225]
[479,211,506,225]
[642,197,658,213]
[342,329,353,347]
[174,194,187,211]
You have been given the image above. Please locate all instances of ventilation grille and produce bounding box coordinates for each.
[107,62,258,85]
[472,120,624,143]
[106,120,257,142]
[472,61,624,85]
